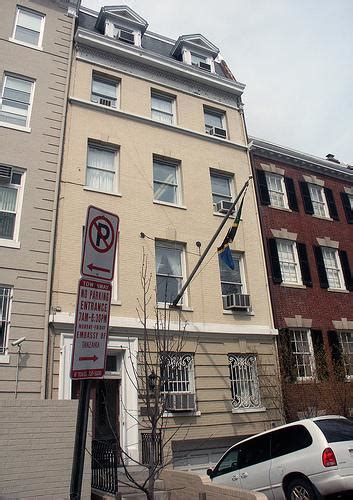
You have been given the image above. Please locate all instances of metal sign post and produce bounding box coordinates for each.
[70,206,119,500]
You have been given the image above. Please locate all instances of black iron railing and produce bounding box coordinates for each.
[91,439,118,494]
[141,432,162,465]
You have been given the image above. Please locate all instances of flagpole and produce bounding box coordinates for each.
[170,176,252,308]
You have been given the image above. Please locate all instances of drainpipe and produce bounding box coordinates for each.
[40,4,78,399]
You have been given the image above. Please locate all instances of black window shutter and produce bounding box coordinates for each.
[257,169,270,205]
[310,330,328,381]
[340,192,353,223]
[284,177,298,211]
[299,181,314,214]
[278,329,297,382]
[327,330,345,380]
[297,242,312,287]
[314,246,329,288]
[324,187,339,220]
[339,250,353,291]
[268,238,282,283]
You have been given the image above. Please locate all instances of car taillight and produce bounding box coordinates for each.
[322,447,337,467]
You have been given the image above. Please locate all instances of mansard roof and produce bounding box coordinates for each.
[95,5,148,33]
[171,33,220,59]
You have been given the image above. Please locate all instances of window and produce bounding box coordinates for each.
[219,253,244,296]
[277,239,302,284]
[239,434,271,468]
[338,331,353,377]
[153,157,180,205]
[213,447,240,477]
[160,353,193,393]
[341,192,353,224]
[265,172,288,209]
[91,75,118,107]
[204,108,226,136]
[0,168,24,242]
[228,354,261,410]
[308,184,329,218]
[155,241,185,304]
[290,329,315,379]
[210,172,232,210]
[191,53,209,67]
[0,74,35,128]
[322,247,345,290]
[86,144,117,193]
[0,287,12,354]
[271,425,312,458]
[12,7,45,47]
[151,91,175,124]
[314,418,353,442]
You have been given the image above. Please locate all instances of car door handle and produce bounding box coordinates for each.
[232,475,239,481]
[240,472,248,478]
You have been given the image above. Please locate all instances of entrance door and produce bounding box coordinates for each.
[94,379,120,443]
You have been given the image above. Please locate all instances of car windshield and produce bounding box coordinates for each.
[314,418,353,443]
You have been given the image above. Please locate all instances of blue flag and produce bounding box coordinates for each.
[217,196,245,269]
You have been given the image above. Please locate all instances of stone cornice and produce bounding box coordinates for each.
[75,28,245,97]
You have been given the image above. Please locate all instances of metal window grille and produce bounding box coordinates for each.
[0,287,11,354]
[266,173,286,208]
[91,439,118,494]
[277,239,300,284]
[141,432,162,465]
[339,331,353,377]
[160,353,193,393]
[228,354,261,409]
[322,247,343,289]
[290,329,315,379]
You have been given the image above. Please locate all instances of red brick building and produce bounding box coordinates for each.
[250,138,353,420]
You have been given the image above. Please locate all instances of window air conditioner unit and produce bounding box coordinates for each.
[199,61,211,71]
[209,127,227,139]
[99,97,113,107]
[0,165,12,182]
[216,200,234,214]
[165,393,196,412]
[224,293,250,310]
[118,29,135,44]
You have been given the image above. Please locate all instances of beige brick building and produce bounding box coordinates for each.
[50,4,281,473]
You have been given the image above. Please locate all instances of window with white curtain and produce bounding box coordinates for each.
[210,172,232,210]
[155,241,185,304]
[86,145,117,193]
[151,91,175,124]
[91,74,118,107]
[0,169,24,241]
[204,107,226,134]
[12,7,45,47]
[153,157,180,205]
[0,74,35,128]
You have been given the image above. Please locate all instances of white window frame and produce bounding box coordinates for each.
[0,286,13,358]
[153,157,181,206]
[85,143,118,194]
[11,6,45,49]
[308,183,329,218]
[91,73,119,108]
[265,172,289,209]
[160,353,194,394]
[277,239,302,285]
[219,252,246,297]
[321,246,345,290]
[204,107,226,135]
[151,90,176,125]
[289,329,316,380]
[0,73,35,131]
[182,50,215,72]
[155,240,186,306]
[338,331,353,379]
[210,171,233,212]
[0,168,25,248]
[228,354,262,410]
[348,195,353,212]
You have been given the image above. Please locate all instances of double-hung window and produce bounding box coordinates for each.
[153,157,180,205]
[228,354,261,410]
[86,144,117,193]
[91,75,118,108]
[160,353,193,393]
[322,247,345,290]
[0,74,34,128]
[155,241,185,304]
[151,91,175,124]
[265,172,288,209]
[289,329,315,379]
[210,172,232,211]
[277,239,302,285]
[338,331,353,378]
[12,7,45,47]
[308,184,329,218]
[0,287,12,354]
[0,168,24,242]
[204,107,227,137]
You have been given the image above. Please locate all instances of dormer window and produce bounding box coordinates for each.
[191,53,211,71]
[113,25,135,45]
[96,6,148,47]
[171,34,219,74]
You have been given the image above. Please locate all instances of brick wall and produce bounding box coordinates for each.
[0,400,91,499]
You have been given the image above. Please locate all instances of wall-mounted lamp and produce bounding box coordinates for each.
[148,371,157,392]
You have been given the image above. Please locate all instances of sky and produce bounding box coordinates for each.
[82,0,353,163]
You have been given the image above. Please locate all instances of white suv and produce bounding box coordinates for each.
[207,416,353,499]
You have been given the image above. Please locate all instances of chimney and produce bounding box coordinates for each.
[326,153,340,164]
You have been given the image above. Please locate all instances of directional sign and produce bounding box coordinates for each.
[81,206,119,281]
[71,278,112,379]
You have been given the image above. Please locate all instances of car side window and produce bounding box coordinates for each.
[213,447,240,476]
[238,434,271,468]
[271,425,312,459]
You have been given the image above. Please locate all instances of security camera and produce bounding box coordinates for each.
[11,337,26,347]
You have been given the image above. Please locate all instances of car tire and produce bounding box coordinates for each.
[286,477,317,500]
